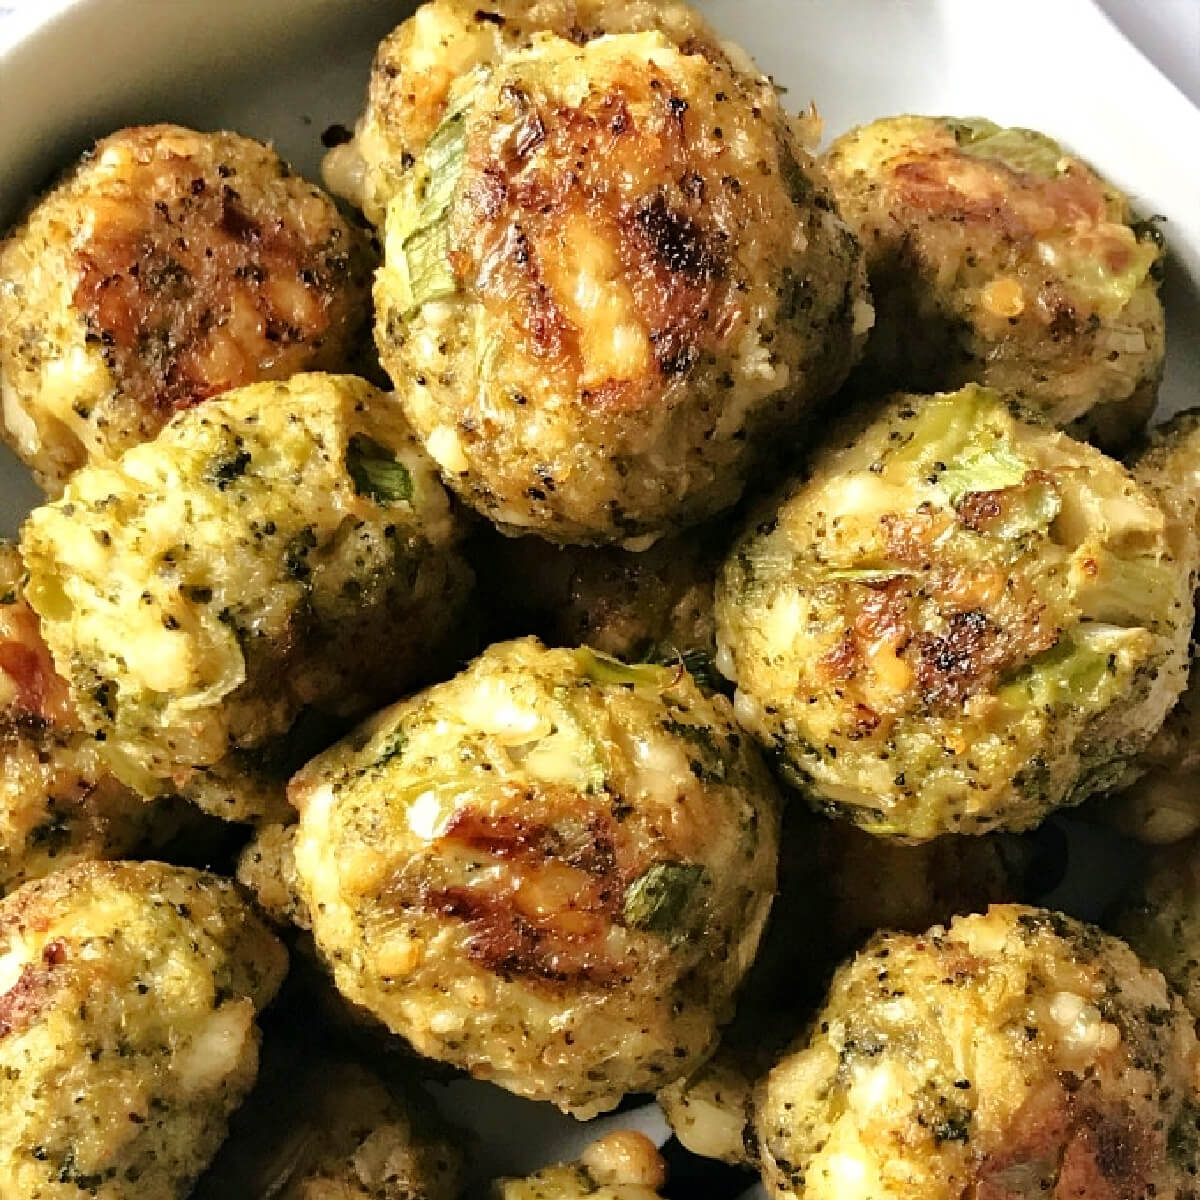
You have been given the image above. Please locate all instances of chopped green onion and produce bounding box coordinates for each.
[574,647,675,689]
[949,119,1065,179]
[623,862,706,938]
[348,435,412,504]
[822,565,918,582]
[389,81,477,316]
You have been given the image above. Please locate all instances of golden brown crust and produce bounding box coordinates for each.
[0,861,287,1199]
[291,638,780,1115]
[377,32,867,543]
[0,126,374,491]
[72,129,367,416]
[336,0,740,226]
[449,76,738,416]
[757,906,1200,1200]
[822,116,1165,447]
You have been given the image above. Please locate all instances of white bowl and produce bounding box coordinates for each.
[0,1,1197,1194]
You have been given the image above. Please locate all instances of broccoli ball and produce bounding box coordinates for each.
[474,522,726,672]
[289,637,780,1116]
[658,815,1040,1167]
[495,1132,667,1200]
[716,386,1194,840]
[1091,410,1200,843]
[0,860,287,1199]
[822,116,1165,450]
[0,125,373,494]
[327,0,742,227]
[20,373,471,803]
[201,1059,463,1200]
[757,905,1200,1200]
[0,541,167,894]
[375,30,869,544]
[1112,840,1200,1021]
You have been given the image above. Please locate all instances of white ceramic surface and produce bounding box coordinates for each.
[0,2,1198,1195]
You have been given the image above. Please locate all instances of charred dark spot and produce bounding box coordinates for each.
[219,194,261,243]
[601,95,632,136]
[679,171,705,202]
[819,636,859,682]
[633,194,717,282]
[441,809,565,861]
[913,609,998,707]
[410,797,633,988]
[41,940,67,966]
[649,329,699,376]
[474,8,505,24]
[1048,302,1078,340]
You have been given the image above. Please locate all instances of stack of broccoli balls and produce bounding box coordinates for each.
[0,0,1195,1196]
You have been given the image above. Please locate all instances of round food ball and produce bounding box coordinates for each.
[198,1057,463,1200]
[289,637,781,1116]
[0,860,287,1199]
[658,813,1040,1167]
[821,115,1165,449]
[326,0,744,226]
[715,385,1194,839]
[757,905,1200,1200]
[1112,840,1200,1021]
[1084,409,1200,844]
[20,373,472,802]
[474,521,726,672]
[495,1132,667,1200]
[0,124,373,493]
[375,30,869,544]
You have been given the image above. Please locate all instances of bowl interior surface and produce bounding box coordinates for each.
[0,1,1198,1193]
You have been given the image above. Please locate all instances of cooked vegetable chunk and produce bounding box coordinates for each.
[0,860,287,1199]
[822,115,1165,449]
[375,30,868,543]
[328,0,741,227]
[758,905,1200,1200]
[494,1132,667,1200]
[0,541,158,893]
[290,637,780,1116]
[0,125,373,493]
[716,386,1194,839]
[21,373,471,802]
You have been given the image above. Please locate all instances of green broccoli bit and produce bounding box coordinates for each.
[935,442,1029,506]
[949,119,1064,179]
[998,634,1117,712]
[574,647,674,690]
